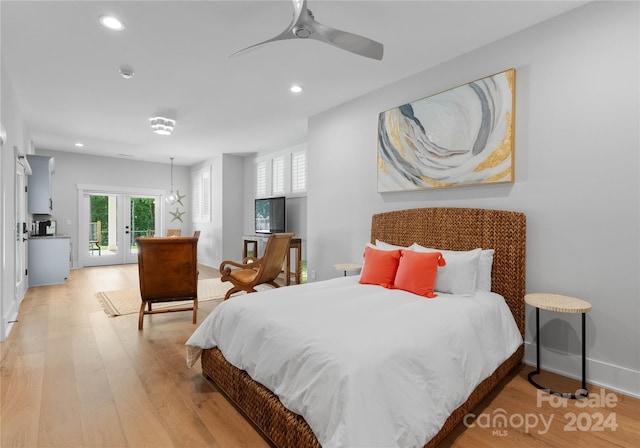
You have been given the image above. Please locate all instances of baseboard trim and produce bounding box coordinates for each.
[524,341,640,399]
[1,307,18,342]
[198,257,219,270]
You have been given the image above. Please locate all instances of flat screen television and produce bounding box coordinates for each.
[255,196,286,234]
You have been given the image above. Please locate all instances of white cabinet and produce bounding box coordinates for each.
[28,237,70,286]
[27,155,55,215]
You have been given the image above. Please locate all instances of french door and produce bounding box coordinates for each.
[81,191,161,267]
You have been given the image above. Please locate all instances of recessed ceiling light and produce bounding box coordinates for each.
[99,15,125,31]
[290,85,303,94]
[75,142,84,147]
[119,65,135,79]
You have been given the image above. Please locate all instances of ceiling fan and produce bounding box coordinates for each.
[231,0,384,60]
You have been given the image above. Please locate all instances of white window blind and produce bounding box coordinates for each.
[291,151,307,193]
[192,166,211,222]
[256,161,267,197]
[201,168,211,222]
[254,147,307,199]
[272,156,285,195]
[192,175,202,221]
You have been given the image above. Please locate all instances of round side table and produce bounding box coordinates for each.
[525,293,592,399]
[334,263,362,276]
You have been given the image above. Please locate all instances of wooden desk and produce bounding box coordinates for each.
[243,236,302,285]
[284,238,301,285]
[243,239,258,258]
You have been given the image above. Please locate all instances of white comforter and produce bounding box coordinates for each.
[186,276,522,448]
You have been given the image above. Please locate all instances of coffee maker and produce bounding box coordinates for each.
[34,220,56,236]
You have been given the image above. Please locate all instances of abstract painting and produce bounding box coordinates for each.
[377,69,515,192]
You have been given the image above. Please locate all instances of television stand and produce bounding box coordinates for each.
[242,235,302,285]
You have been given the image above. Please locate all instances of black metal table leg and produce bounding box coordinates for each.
[580,312,587,395]
[527,307,588,399]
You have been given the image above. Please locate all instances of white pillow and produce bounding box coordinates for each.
[375,239,411,251]
[410,244,482,295]
[476,249,495,292]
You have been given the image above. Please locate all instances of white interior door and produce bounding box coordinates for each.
[15,153,28,302]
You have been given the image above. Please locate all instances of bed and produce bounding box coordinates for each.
[188,207,526,447]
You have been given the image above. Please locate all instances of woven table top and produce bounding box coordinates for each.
[334,263,363,272]
[525,293,592,313]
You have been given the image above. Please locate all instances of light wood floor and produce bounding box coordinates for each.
[1,264,638,447]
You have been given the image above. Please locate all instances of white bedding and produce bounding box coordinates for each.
[186,276,522,448]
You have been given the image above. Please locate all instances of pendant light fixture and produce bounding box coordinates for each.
[166,157,177,204]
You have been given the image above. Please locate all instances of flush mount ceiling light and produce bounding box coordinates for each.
[290,84,303,93]
[74,142,84,147]
[99,15,125,31]
[150,117,175,136]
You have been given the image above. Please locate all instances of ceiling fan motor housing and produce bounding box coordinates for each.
[294,26,312,38]
[294,9,314,38]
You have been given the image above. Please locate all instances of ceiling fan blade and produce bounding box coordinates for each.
[230,0,308,57]
[292,0,307,22]
[310,21,384,60]
[230,0,384,60]
[230,29,296,57]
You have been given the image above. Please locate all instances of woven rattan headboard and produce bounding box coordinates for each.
[370,207,526,337]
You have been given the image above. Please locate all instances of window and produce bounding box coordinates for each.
[255,147,307,198]
[291,151,306,193]
[192,175,202,220]
[192,166,211,222]
[272,156,286,195]
[201,169,211,221]
[256,161,267,197]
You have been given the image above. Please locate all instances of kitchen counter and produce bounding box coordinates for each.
[28,237,71,286]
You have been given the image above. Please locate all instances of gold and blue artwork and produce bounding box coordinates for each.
[377,69,515,192]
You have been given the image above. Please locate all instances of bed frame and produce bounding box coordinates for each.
[201,207,526,447]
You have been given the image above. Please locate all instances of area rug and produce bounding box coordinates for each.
[96,278,234,317]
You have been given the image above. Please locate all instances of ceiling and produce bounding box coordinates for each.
[1,1,586,166]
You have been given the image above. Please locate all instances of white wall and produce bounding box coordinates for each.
[191,153,244,268]
[0,60,31,340]
[222,154,244,264]
[35,149,191,267]
[307,2,639,396]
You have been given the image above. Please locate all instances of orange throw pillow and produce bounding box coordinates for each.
[359,246,401,287]
[394,250,446,298]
